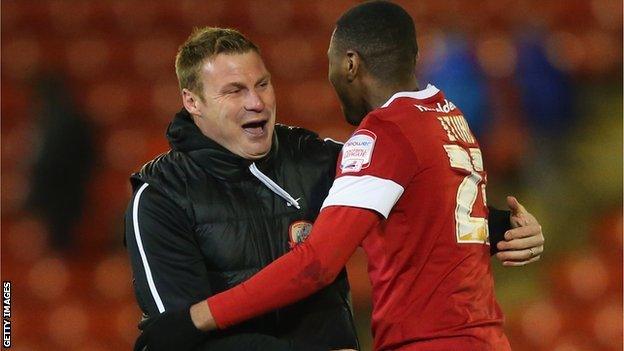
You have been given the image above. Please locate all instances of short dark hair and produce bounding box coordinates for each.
[175,27,259,99]
[333,1,418,83]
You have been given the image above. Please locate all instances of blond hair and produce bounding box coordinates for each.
[175,27,259,100]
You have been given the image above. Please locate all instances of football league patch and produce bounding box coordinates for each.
[289,220,313,248]
[340,129,377,173]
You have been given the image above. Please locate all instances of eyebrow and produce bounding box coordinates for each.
[222,82,246,91]
[255,74,271,85]
[221,74,271,91]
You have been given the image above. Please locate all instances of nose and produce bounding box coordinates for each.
[244,89,265,113]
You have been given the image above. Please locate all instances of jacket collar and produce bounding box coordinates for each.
[166,108,278,181]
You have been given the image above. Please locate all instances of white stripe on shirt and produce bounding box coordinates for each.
[132,183,166,313]
[321,175,404,218]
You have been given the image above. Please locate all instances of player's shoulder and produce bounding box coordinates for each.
[357,109,409,140]
[363,95,430,131]
[343,112,412,164]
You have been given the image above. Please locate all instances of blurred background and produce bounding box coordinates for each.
[1,0,622,350]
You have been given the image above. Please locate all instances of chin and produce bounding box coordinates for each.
[345,115,360,126]
[344,108,367,126]
[245,144,272,160]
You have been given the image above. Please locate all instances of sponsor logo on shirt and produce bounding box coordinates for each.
[414,99,456,113]
[289,220,313,248]
[340,129,377,173]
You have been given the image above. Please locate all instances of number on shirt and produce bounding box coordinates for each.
[443,145,489,244]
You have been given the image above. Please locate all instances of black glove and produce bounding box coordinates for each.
[134,308,208,351]
[487,207,512,255]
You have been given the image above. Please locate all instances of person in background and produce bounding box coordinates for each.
[27,75,95,251]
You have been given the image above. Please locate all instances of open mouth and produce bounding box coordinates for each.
[242,120,268,136]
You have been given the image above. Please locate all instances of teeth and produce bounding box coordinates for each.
[241,119,267,137]
[243,126,264,136]
[242,121,266,129]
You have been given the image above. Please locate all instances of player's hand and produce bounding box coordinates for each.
[134,308,208,351]
[495,196,544,267]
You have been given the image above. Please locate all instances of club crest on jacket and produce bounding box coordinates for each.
[289,220,313,248]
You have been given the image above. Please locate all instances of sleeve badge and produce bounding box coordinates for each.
[340,129,377,173]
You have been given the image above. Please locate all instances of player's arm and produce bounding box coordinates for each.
[125,183,212,351]
[193,117,413,331]
[190,205,380,331]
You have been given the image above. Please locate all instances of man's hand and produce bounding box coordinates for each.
[494,196,544,267]
[134,308,208,351]
[190,300,217,331]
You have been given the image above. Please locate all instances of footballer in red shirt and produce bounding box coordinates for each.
[204,83,510,350]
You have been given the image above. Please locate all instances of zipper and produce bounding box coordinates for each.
[247,179,282,331]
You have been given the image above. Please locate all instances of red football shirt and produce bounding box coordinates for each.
[322,84,510,350]
[207,84,510,350]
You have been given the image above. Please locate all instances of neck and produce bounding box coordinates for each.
[364,75,420,112]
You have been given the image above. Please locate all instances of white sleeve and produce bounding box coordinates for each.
[321,175,404,218]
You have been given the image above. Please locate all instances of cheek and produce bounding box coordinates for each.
[220,98,244,118]
[335,83,351,104]
[211,104,241,136]
[328,69,338,87]
[265,87,276,104]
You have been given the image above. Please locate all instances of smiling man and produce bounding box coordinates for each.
[125,27,544,351]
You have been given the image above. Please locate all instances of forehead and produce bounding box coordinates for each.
[200,51,268,85]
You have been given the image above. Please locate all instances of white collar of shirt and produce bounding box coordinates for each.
[380,84,440,108]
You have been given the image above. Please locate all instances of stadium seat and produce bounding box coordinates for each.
[93,251,133,300]
[65,38,111,80]
[28,257,70,302]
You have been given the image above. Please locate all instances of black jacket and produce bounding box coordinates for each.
[125,109,358,349]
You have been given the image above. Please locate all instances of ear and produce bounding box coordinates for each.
[181,88,202,117]
[345,50,361,82]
